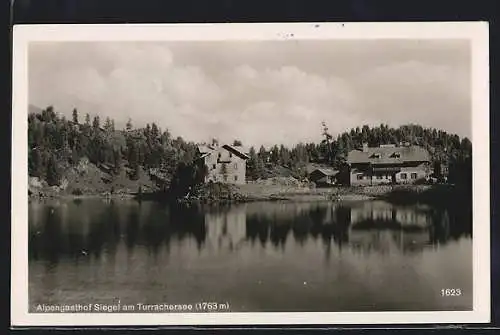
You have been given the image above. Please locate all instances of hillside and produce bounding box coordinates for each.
[29,159,157,198]
[28,105,197,197]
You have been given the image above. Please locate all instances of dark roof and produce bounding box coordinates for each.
[310,168,339,176]
[347,145,430,165]
[222,144,250,160]
[196,144,250,160]
[197,144,215,154]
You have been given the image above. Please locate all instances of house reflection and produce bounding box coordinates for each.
[349,201,431,228]
[347,201,441,253]
[349,229,432,254]
[205,206,247,252]
[241,200,463,254]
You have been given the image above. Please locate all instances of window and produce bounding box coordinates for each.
[212,164,216,169]
[223,175,228,182]
[411,173,417,179]
[229,153,232,158]
[376,175,382,180]
[234,175,238,181]
[218,153,221,159]
[400,173,407,180]
[357,174,363,180]
[234,163,237,169]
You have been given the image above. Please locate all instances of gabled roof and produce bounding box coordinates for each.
[310,168,339,176]
[197,145,213,154]
[196,143,250,160]
[222,144,250,160]
[347,145,430,165]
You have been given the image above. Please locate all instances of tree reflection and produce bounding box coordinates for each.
[29,201,208,262]
[269,221,291,248]
[246,216,269,248]
[125,209,140,254]
[28,199,472,263]
[243,201,471,255]
[30,206,64,265]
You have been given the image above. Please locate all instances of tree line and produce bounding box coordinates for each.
[28,106,472,189]
[28,106,198,186]
[245,122,472,184]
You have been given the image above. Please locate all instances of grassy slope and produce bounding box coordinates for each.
[29,161,157,198]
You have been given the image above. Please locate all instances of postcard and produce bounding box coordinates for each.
[11,22,490,326]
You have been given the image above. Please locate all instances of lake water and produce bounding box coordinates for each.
[28,198,472,312]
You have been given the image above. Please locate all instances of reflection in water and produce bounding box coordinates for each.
[29,200,472,263]
[28,199,472,312]
[29,201,208,263]
[241,201,471,256]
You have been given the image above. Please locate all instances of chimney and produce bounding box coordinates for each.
[362,142,369,152]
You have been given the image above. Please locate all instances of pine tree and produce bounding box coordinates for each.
[279,144,291,166]
[131,165,141,181]
[246,146,268,180]
[42,106,56,123]
[151,122,160,140]
[126,118,133,131]
[144,123,151,138]
[46,154,61,186]
[112,149,122,174]
[321,121,334,164]
[270,145,280,164]
[258,145,267,162]
[247,147,257,179]
[29,149,45,178]
[104,117,113,133]
[72,108,79,124]
[255,156,266,179]
[92,115,100,130]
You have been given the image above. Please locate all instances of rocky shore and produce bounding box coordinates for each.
[29,171,460,207]
[171,181,441,205]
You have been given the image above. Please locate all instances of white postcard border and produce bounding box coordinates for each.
[11,22,490,326]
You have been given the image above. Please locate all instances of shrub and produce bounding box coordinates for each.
[414,178,428,185]
[72,188,83,196]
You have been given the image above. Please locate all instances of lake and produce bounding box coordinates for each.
[28,198,472,312]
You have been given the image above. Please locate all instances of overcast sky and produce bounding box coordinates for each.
[29,40,471,147]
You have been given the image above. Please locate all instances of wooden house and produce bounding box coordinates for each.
[346,143,431,186]
[309,168,339,187]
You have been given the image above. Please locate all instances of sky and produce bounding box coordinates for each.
[29,39,471,147]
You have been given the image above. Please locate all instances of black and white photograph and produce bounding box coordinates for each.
[11,22,490,326]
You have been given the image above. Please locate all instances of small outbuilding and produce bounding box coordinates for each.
[309,168,339,187]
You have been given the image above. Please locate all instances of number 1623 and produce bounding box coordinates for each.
[441,289,462,296]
